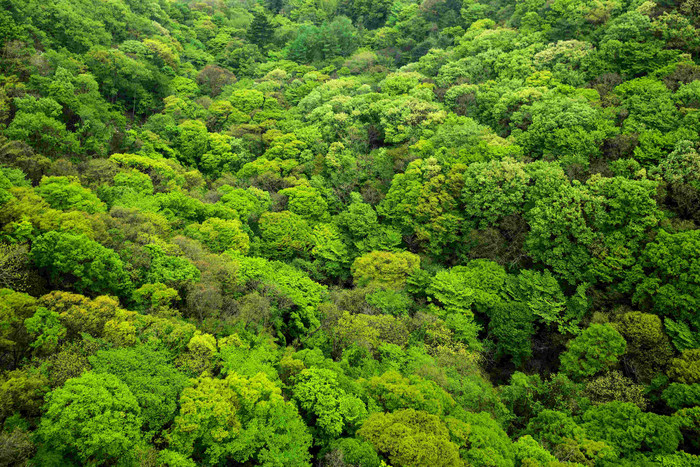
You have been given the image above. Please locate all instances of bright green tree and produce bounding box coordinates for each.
[169,372,312,466]
[256,211,315,260]
[279,184,329,223]
[37,176,106,214]
[560,324,626,380]
[31,231,132,297]
[634,229,700,329]
[89,345,189,436]
[292,368,367,439]
[185,217,250,254]
[176,120,209,166]
[461,157,530,229]
[24,306,66,354]
[5,96,79,157]
[357,409,463,467]
[33,372,143,466]
[352,250,420,290]
[581,401,682,457]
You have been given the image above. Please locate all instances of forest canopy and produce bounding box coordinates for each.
[1,0,700,465]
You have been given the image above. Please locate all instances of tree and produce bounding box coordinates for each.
[248,9,274,49]
[176,120,209,167]
[312,223,351,280]
[0,288,37,367]
[5,96,79,157]
[168,372,312,466]
[634,229,700,329]
[185,217,250,254]
[526,176,660,286]
[581,401,682,457]
[323,438,381,467]
[44,341,92,389]
[351,250,420,289]
[335,311,411,353]
[489,301,535,366]
[234,256,326,339]
[0,426,35,467]
[219,334,278,380]
[24,306,66,354]
[357,409,463,467]
[337,199,402,256]
[361,370,455,416]
[174,332,218,376]
[196,65,236,97]
[504,269,582,333]
[656,140,700,222]
[613,311,674,382]
[89,346,189,436]
[510,94,618,170]
[85,47,168,115]
[132,282,180,315]
[292,368,367,439]
[218,186,270,223]
[37,176,106,214]
[31,231,132,297]
[336,200,380,242]
[40,67,120,156]
[365,288,412,316]
[279,185,329,223]
[0,367,49,424]
[513,436,557,466]
[286,18,359,63]
[427,260,507,316]
[378,158,463,256]
[200,133,245,177]
[664,318,700,353]
[584,371,647,409]
[0,171,14,208]
[256,211,315,260]
[145,244,201,290]
[669,350,700,385]
[559,324,626,380]
[663,383,700,411]
[525,410,616,465]
[446,411,515,467]
[34,372,143,466]
[350,0,393,28]
[461,157,530,229]
[614,78,679,136]
[38,291,122,339]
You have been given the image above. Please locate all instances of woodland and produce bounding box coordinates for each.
[1,0,700,465]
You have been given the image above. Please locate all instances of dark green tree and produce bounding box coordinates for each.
[248,9,274,49]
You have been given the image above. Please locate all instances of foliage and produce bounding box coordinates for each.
[168,372,312,466]
[351,250,420,290]
[1,0,699,463]
[581,401,682,457]
[560,324,627,380]
[634,229,700,329]
[34,372,143,466]
[357,409,464,467]
[489,301,535,366]
[89,345,189,435]
[31,231,132,297]
[185,217,250,254]
[292,368,367,439]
